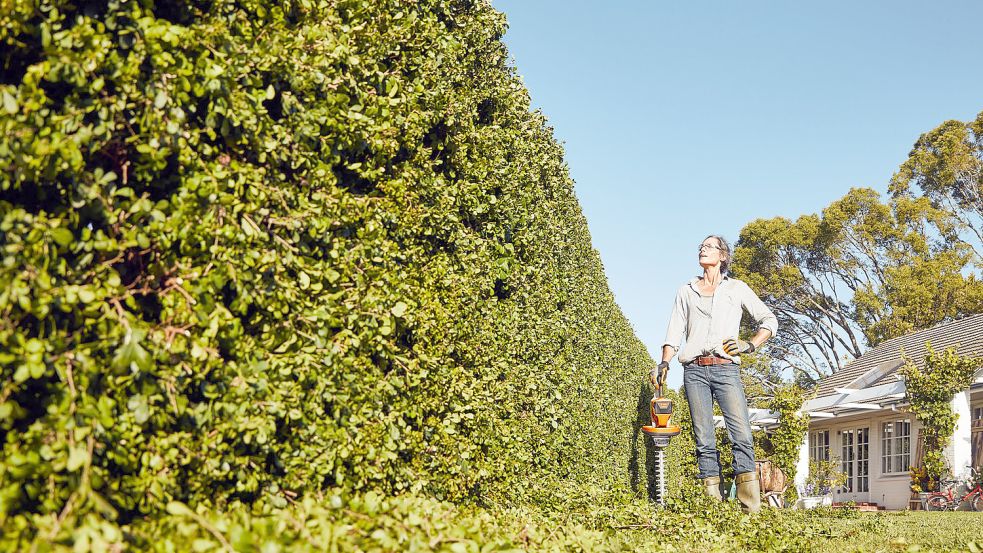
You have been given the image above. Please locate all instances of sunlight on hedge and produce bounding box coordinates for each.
[7,1,983,552]
[1,0,660,548]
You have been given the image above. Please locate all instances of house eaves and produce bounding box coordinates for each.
[803,380,907,418]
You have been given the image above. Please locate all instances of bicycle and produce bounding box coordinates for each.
[925,470,983,511]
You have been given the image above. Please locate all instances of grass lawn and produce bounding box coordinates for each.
[610,508,983,552]
[823,511,983,553]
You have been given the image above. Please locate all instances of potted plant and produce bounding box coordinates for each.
[909,465,937,509]
[800,458,847,509]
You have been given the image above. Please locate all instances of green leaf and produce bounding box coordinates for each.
[29,361,45,379]
[113,330,153,373]
[25,339,43,354]
[192,538,216,552]
[66,446,88,472]
[127,394,151,424]
[240,216,258,237]
[1,90,17,114]
[13,365,30,383]
[50,227,73,247]
[166,501,195,517]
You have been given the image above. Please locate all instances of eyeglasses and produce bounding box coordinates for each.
[698,243,723,253]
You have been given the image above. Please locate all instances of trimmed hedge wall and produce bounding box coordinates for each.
[1,0,660,542]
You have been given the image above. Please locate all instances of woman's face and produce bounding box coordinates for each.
[698,238,725,269]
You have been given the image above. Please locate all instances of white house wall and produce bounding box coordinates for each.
[795,434,809,490]
[951,391,972,481]
[807,410,922,510]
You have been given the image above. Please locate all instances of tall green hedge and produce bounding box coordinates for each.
[0,0,658,541]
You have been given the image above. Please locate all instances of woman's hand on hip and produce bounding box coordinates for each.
[722,338,755,356]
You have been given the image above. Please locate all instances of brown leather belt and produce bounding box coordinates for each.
[694,355,732,366]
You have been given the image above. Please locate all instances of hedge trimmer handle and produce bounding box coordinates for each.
[655,361,669,396]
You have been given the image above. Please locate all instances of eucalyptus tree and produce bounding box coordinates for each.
[890,111,983,261]
[732,188,981,385]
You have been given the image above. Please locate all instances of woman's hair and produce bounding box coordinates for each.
[705,234,731,273]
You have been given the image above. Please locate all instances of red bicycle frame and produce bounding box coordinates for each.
[925,481,983,511]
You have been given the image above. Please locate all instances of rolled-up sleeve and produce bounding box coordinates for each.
[741,282,778,337]
[663,286,687,350]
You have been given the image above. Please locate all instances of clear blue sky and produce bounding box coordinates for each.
[491,0,983,389]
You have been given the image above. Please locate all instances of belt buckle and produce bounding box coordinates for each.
[699,355,722,366]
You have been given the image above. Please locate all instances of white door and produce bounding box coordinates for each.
[836,427,870,503]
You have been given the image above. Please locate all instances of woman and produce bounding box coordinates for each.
[654,235,777,512]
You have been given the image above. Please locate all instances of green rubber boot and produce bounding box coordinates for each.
[736,471,761,513]
[702,476,722,501]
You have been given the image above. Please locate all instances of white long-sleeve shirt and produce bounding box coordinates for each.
[663,276,778,365]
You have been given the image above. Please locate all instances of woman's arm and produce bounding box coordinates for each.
[748,327,772,349]
[741,282,778,341]
[661,344,676,364]
[723,282,777,356]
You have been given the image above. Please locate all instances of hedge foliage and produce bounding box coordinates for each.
[0,0,667,543]
[0,0,826,549]
[21,478,881,553]
[129,489,873,553]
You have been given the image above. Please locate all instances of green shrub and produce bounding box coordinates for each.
[13,486,887,553]
[11,490,621,552]
[0,0,655,542]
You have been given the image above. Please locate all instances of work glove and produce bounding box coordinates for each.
[722,338,755,356]
[649,361,669,387]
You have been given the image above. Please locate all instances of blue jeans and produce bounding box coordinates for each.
[683,362,756,478]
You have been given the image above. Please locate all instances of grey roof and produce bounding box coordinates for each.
[814,313,983,398]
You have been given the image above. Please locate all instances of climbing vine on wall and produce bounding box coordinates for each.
[766,386,810,477]
[901,343,980,490]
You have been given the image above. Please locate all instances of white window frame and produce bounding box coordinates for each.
[841,429,855,492]
[881,419,911,474]
[810,430,830,461]
[856,427,870,492]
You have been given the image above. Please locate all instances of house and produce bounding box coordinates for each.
[792,313,983,510]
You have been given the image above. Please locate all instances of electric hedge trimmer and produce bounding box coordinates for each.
[642,363,681,506]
